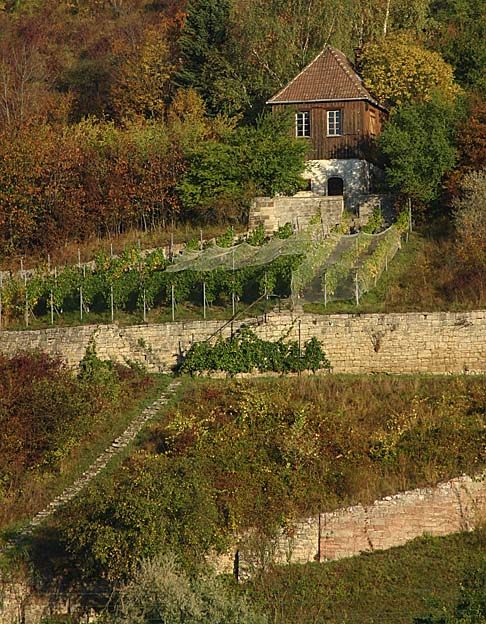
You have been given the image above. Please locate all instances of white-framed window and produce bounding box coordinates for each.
[327,110,342,136]
[295,111,310,137]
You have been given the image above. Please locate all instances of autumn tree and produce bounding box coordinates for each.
[111,25,175,121]
[360,32,461,108]
[0,11,58,128]
[428,0,486,96]
[0,124,54,252]
[444,95,486,200]
[455,97,486,171]
[451,170,486,301]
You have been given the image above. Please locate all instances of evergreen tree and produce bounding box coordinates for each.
[176,0,246,116]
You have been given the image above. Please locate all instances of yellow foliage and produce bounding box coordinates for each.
[111,26,175,121]
[361,32,462,108]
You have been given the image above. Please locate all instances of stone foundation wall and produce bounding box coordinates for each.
[248,195,343,234]
[305,158,372,212]
[0,310,484,375]
[0,583,76,624]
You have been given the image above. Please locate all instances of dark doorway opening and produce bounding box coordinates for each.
[327,176,344,196]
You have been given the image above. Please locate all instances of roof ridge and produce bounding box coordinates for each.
[267,48,328,104]
[266,45,384,108]
[326,45,368,99]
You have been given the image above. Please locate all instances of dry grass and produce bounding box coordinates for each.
[1,223,245,272]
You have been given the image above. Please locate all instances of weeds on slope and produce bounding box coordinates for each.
[56,374,486,583]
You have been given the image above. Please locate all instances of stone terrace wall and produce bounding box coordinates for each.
[232,475,486,575]
[249,195,343,234]
[0,310,485,374]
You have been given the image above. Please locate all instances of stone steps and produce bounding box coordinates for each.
[2,379,181,549]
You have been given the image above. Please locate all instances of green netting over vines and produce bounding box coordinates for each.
[167,222,403,305]
[165,229,315,273]
[291,225,403,305]
[0,220,406,329]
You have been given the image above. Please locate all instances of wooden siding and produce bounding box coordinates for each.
[273,100,386,160]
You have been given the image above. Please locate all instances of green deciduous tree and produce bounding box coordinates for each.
[378,95,458,204]
[231,111,307,196]
[178,111,306,223]
[59,454,222,582]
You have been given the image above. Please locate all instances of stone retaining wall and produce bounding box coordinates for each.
[3,475,486,622]
[232,475,486,575]
[0,310,485,375]
[249,195,343,234]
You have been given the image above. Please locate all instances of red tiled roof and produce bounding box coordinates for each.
[267,45,382,107]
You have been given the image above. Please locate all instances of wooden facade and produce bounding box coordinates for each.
[267,46,388,163]
[271,100,387,161]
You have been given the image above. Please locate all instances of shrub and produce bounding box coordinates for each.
[177,329,331,375]
[0,347,152,517]
[0,352,93,492]
[108,552,267,624]
[60,454,223,582]
[452,170,486,300]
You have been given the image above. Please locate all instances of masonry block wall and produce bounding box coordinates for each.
[231,475,486,575]
[0,310,485,374]
[248,195,343,234]
[4,476,485,622]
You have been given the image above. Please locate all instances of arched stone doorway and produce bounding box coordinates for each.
[327,176,344,196]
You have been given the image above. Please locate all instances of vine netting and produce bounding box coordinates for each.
[0,222,405,328]
[165,230,313,273]
[291,225,403,306]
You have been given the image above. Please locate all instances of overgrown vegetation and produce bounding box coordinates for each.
[452,170,486,302]
[177,330,330,375]
[417,559,486,623]
[1,1,486,619]
[55,375,486,584]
